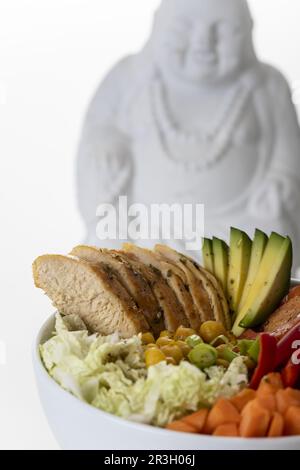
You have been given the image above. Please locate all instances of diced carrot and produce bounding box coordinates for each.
[284,406,300,436]
[255,394,277,413]
[257,380,278,396]
[263,373,284,390]
[230,389,257,412]
[276,388,300,414]
[166,420,198,434]
[213,423,240,437]
[182,408,208,433]
[240,401,271,438]
[268,412,284,437]
[205,398,240,434]
[241,399,256,417]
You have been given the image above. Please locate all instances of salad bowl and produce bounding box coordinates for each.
[33,310,300,451]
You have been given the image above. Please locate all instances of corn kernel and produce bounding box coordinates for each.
[145,343,157,350]
[145,348,166,367]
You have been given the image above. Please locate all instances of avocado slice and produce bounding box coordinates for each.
[202,238,214,274]
[232,233,292,337]
[212,237,229,295]
[227,228,252,314]
[238,229,268,310]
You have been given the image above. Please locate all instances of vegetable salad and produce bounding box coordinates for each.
[40,314,248,427]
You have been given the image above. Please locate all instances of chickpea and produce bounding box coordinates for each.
[176,340,191,357]
[216,358,230,369]
[141,332,155,345]
[226,332,238,345]
[244,357,256,371]
[199,321,226,344]
[145,348,166,367]
[145,343,157,350]
[174,326,197,340]
[156,337,175,348]
[160,330,171,338]
[161,344,183,364]
[166,356,177,366]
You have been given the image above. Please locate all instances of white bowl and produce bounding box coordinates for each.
[33,279,300,450]
[33,314,300,450]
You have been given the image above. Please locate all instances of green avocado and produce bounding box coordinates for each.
[232,233,292,337]
[227,228,252,314]
[202,238,214,274]
[238,229,268,310]
[212,237,229,295]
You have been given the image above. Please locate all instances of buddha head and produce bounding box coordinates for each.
[151,0,256,85]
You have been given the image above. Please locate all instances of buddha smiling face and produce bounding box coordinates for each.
[153,0,256,85]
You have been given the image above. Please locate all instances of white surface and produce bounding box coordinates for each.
[34,314,300,450]
[0,0,300,450]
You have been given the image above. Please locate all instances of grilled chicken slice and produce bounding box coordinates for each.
[70,245,162,336]
[122,243,200,329]
[155,245,231,329]
[109,250,166,333]
[33,255,148,337]
[154,245,214,323]
[119,248,188,332]
[152,251,205,330]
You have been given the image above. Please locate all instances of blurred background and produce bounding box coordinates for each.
[0,0,299,449]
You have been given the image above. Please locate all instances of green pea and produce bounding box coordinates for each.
[247,338,260,363]
[188,344,217,369]
[186,335,203,348]
[216,344,239,363]
[237,339,255,356]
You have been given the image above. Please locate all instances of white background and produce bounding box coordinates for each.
[0,0,299,450]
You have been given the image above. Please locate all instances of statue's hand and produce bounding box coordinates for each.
[248,170,299,219]
[85,126,133,203]
[96,144,132,202]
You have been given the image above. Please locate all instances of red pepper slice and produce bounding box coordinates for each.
[281,359,300,388]
[250,333,277,390]
[275,322,300,367]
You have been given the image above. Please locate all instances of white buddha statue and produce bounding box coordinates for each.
[77,0,300,267]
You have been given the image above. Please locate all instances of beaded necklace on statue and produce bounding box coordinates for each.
[150,73,251,171]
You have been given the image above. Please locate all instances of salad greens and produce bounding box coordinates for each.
[40,314,248,427]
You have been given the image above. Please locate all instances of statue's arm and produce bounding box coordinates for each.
[267,67,300,178]
[248,67,300,221]
[76,57,135,243]
[84,55,135,128]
